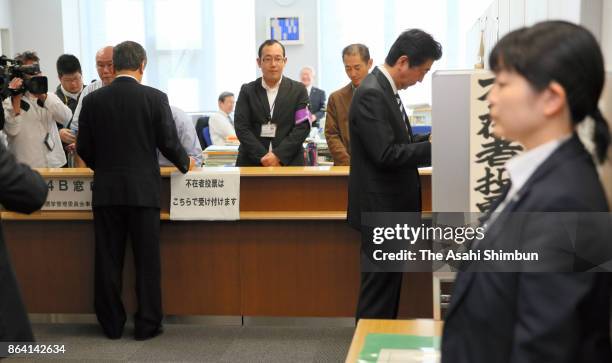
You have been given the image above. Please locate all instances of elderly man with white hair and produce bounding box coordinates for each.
[70,46,115,136]
[299,66,326,128]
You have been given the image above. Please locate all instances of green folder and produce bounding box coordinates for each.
[358,333,441,363]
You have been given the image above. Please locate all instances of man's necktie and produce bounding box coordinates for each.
[395,93,413,142]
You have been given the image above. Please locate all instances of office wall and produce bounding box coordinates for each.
[0,0,12,55]
[254,0,319,84]
[0,0,10,26]
[0,0,11,30]
[10,0,64,91]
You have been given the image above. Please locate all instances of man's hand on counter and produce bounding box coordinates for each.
[188,157,196,171]
[260,152,281,167]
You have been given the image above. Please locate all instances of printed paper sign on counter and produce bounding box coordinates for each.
[170,168,240,220]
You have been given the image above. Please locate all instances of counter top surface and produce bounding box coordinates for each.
[34,166,432,177]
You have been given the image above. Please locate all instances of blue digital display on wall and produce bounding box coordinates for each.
[269,16,302,44]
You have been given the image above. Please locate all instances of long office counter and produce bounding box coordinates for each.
[1,166,433,319]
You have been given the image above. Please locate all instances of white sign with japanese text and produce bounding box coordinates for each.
[42,177,94,210]
[170,168,240,220]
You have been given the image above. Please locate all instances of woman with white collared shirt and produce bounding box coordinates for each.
[442,21,612,363]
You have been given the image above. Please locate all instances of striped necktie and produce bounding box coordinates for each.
[395,93,413,142]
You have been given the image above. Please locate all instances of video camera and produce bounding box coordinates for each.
[0,55,48,100]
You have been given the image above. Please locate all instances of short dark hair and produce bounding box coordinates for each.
[342,44,370,63]
[56,54,82,77]
[258,39,285,59]
[15,50,40,64]
[218,91,234,103]
[385,29,442,67]
[490,20,610,163]
[113,41,147,72]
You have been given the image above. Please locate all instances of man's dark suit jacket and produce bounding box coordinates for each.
[77,77,189,207]
[347,67,430,230]
[442,134,612,363]
[0,142,47,341]
[234,77,310,166]
[308,86,326,125]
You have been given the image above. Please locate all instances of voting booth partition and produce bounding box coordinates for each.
[431,70,521,319]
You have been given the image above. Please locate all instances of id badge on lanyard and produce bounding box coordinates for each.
[261,121,277,138]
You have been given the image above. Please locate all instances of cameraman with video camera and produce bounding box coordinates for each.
[2,51,72,168]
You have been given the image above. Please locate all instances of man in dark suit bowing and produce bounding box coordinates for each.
[348,29,442,320]
[77,41,194,340]
[235,39,311,167]
[300,66,326,128]
[0,141,48,342]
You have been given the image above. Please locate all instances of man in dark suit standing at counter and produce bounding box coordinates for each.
[235,40,311,166]
[77,41,194,340]
[0,141,48,342]
[348,29,442,319]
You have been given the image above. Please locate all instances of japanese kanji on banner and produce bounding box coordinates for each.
[42,178,94,210]
[170,168,240,220]
[469,72,523,212]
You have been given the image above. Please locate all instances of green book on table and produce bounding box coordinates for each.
[358,334,441,363]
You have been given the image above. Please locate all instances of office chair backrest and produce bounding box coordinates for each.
[195,116,210,149]
[202,127,212,148]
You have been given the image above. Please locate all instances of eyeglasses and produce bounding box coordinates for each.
[261,57,285,65]
[61,74,82,83]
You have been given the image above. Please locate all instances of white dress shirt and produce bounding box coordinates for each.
[159,106,203,167]
[71,79,105,133]
[261,76,283,153]
[261,76,283,118]
[209,111,236,145]
[486,134,572,227]
[378,65,398,94]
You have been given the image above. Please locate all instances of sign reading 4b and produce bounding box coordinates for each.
[43,178,94,210]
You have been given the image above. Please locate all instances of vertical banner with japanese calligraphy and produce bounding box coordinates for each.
[42,177,94,210]
[170,168,240,220]
[469,73,523,212]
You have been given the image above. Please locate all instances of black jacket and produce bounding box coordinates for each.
[77,77,189,208]
[347,67,430,230]
[0,142,48,341]
[308,86,326,125]
[234,77,310,166]
[442,134,612,363]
